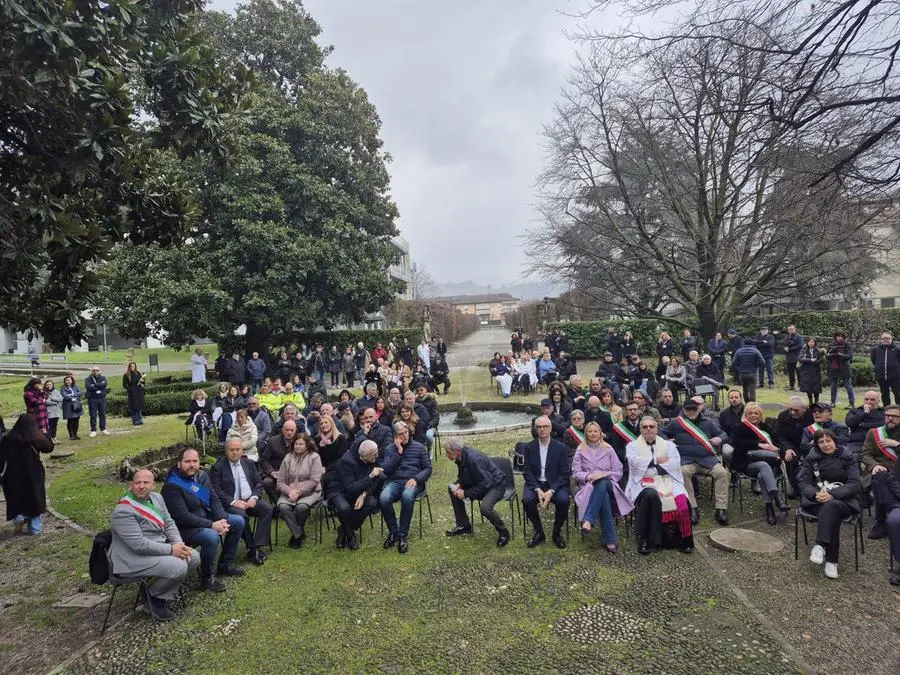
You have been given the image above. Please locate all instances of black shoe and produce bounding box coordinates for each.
[73,434,81,440]
[247,549,266,566]
[890,574,900,587]
[347,532,359,551]
[398,537,409,554]
[771,491,789,513]
[679,542,694,554]
[638,539,650,555]
[714,509,729,526]
[148,596,176,621]
[336,526,347,549]
[384,532,398,549]
[868,522,888,540]
[201,576,226,593]
[445,525,472,537]
[553,533,567,550]
[496,529,510,548]
[527,531,546,548]
[689,507,700,526]
[765,503,777,526]
[216,565,245,577]
[288,536,303,549]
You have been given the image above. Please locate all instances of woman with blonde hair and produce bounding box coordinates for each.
[729,402,788,525]
[572,422,632,553]
[186,389,213,439]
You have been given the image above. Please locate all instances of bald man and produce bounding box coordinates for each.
[109,469,200,620]
[521,415,571,549]
[845,390,885,456]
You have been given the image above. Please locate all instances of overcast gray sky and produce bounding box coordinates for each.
[207,0,608,285]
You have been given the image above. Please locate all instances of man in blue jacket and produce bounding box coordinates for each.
[379,421,432,554]
[333,440,389,550]
[161,448,246,592]
[522,416,571,549]
[748,326,775,389]
[246,351,267,394]
[871,332,900,406]
[84,365,109,437]
[783,325,804,391]
[730,342,765,403]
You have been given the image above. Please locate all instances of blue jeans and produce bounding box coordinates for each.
[88,398,107,432]
[829,374,855,407]
[184,513,245,576]
[379,480,423,538]
[250,379,263,394]
[14,514,43,535]
[425,428,435,453]
[758,358,775,386]
[581,478,617,545]
[131,410,143,425]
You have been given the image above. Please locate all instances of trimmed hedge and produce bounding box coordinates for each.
[551,308,900,358]
[107,389,216,417]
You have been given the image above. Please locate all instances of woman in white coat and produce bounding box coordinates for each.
[625,416,694,555]
[191,347,208,384]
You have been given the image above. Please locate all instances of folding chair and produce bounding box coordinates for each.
[794,507,865,571]
[379,490,434,539]
[100,567,155,633]
[730,464,788,513]
[469,457,521,539]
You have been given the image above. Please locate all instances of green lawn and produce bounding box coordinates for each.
[45,416,796,674]
[63,346,218,366]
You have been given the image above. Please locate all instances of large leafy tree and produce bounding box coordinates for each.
[0,0,247,347]
[97,0,401,354]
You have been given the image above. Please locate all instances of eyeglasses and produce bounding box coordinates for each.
[640,425,656,429]
[535,424,551,429]
[885,413,900,419]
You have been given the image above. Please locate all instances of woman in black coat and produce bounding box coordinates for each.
[122,361,145,425]
[798,338,824,406]
[798,428,860,579]
[620,331,637,361]
[0,414,53,535]
[730,403,788,525]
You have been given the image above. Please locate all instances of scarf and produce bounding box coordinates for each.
[566,425,586,447]
[612,421,638,444]
[741,419,774,446]
[676,416,715,455]
[872,427,898,462]
[632,436,677,512]
[118,490,165,529]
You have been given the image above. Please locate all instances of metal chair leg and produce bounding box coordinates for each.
[101,585,119,633]
[793,510,799,561]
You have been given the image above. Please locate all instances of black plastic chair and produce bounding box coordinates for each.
[379,490,434,539]
[100,567,154,633]
[794,506,865,571]
[469,456,521,539]
[730,464,788,513]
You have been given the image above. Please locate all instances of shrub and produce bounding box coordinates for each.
[108,390,199,417]
[551,308,900,358]
[285,328,422,353]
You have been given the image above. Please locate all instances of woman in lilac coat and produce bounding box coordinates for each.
[572,422,634,553]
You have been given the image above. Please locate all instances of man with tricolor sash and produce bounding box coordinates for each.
[610,402,641,466]
[109,469,200,620]
[799,403,849,457]
[661,399,730,526]
[860,404,900,540]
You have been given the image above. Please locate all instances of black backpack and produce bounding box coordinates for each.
[89,530,113,584]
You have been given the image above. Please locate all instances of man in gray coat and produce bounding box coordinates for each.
[109,469,200,620]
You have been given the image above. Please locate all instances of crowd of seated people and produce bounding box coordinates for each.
[103,330,900,621]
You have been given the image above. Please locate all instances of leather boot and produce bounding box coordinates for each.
[689,507,700,526]
[771,490,788,513]
[765,503,777,526]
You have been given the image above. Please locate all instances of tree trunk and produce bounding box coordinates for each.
[243,321,270,360]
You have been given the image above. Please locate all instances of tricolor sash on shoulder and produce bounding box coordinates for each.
[741,420,774,447]
[166,472,211,506]
[118,493,165,530]
[872,427,898,462]
[612,422,637,443]
[806,423,822,436]
[677,416,716,455]
[566,426,586,447]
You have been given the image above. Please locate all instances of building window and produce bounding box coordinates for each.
[882,298,896,308]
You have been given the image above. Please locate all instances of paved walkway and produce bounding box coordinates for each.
[444,326,511,369]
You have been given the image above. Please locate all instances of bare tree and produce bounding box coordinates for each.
[580,0,900,185]
[409,262,436,300]
[531,21,888,339]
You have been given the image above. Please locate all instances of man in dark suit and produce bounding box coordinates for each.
[161,447,246,593]
[522,415,571,549]
[210,439,274,565]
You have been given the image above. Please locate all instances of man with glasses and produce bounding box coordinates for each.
[379,421,432,554]
[773,396,814,498]
[522,415,571,549]
[246,397,272,455]
[609,403,642,467]
[84,365,110,437]
[860,404,899,540]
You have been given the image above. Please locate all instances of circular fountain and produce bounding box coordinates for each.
[438,401,540,436]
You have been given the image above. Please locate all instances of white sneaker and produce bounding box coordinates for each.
[101,430,110,435]
[89,431,97,438]
[809,544,825,565]
[824,562,839,579]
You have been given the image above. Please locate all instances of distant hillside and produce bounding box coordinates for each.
[433,280,565,301]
